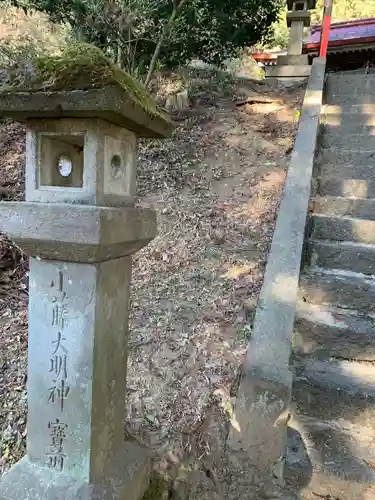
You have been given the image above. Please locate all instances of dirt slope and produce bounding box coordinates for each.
[0,78,303,486]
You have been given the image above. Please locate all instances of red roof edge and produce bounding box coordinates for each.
[251,53,279,61]
[304,35,375,51]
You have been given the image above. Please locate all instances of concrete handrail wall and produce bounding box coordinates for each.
[228,57,327,496]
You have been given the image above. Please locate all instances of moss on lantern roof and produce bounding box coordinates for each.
[1,43,170,123]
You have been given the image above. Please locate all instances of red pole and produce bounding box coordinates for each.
[319,0,333,57]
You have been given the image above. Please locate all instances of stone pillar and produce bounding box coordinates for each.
[288,20,305,56]
[0,46,173,500]
[267,0,317,83]
[287,0,310,56]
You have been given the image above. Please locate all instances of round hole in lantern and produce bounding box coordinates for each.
[110,154,123,179]
[57,155,73,177]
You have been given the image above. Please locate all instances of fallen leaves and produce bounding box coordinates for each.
[125,78,303,479]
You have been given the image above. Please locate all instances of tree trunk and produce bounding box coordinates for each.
[144,0,188,89]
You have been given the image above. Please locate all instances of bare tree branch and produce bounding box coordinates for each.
[144,0,188,88]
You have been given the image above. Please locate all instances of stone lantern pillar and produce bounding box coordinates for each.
[0,45,173,500]
[287,0,312,56]
[267,0,317,83]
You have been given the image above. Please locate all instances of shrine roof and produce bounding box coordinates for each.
[305,17,375,51]
[252,18,375,64]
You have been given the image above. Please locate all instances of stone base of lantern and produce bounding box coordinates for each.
[266,65,311,79]
[265,64,311,86]
[0,442,151,500]
[277,55,309,66]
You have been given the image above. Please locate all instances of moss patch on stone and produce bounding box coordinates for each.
[141,475,169,500]
[1,43,169,122]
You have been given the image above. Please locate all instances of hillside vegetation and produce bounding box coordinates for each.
[312,0,375,23]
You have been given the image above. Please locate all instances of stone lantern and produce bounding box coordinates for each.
[286,0,316,57]
[267,0,317,82]
[0,45,173,500]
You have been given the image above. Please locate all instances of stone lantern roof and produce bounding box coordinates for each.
[287,0,316,9]
[0,44,174,138]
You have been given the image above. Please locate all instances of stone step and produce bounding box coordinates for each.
[321,112,375,130]
[294,301,375,360]
[316,162,375,180]
[326,72,375,94]
[319,148,375,168]
[321,121,375,136]
[328,69,375,76]
[312,214,375,245]
[313,196,375,219]
[326,85,375,101]
[327,69,375,78]
[317,177,375,198]
[322,102,375,118]
[298,453,375,500]
[326,70,375,87]
[323,103,375,114]
[298,268,375,310]
[294,357,375,400]
[321,132,375,150]
[309,239,375,276]
[291,360,375,499]
[328,93,375,106]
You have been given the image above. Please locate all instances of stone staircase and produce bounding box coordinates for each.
[290,70,375,499]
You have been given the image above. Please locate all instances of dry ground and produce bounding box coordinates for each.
[0,75,304,491]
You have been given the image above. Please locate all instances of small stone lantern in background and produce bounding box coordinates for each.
[286,0,316,57]
[267,0,317,83]
[0,45,173,500]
